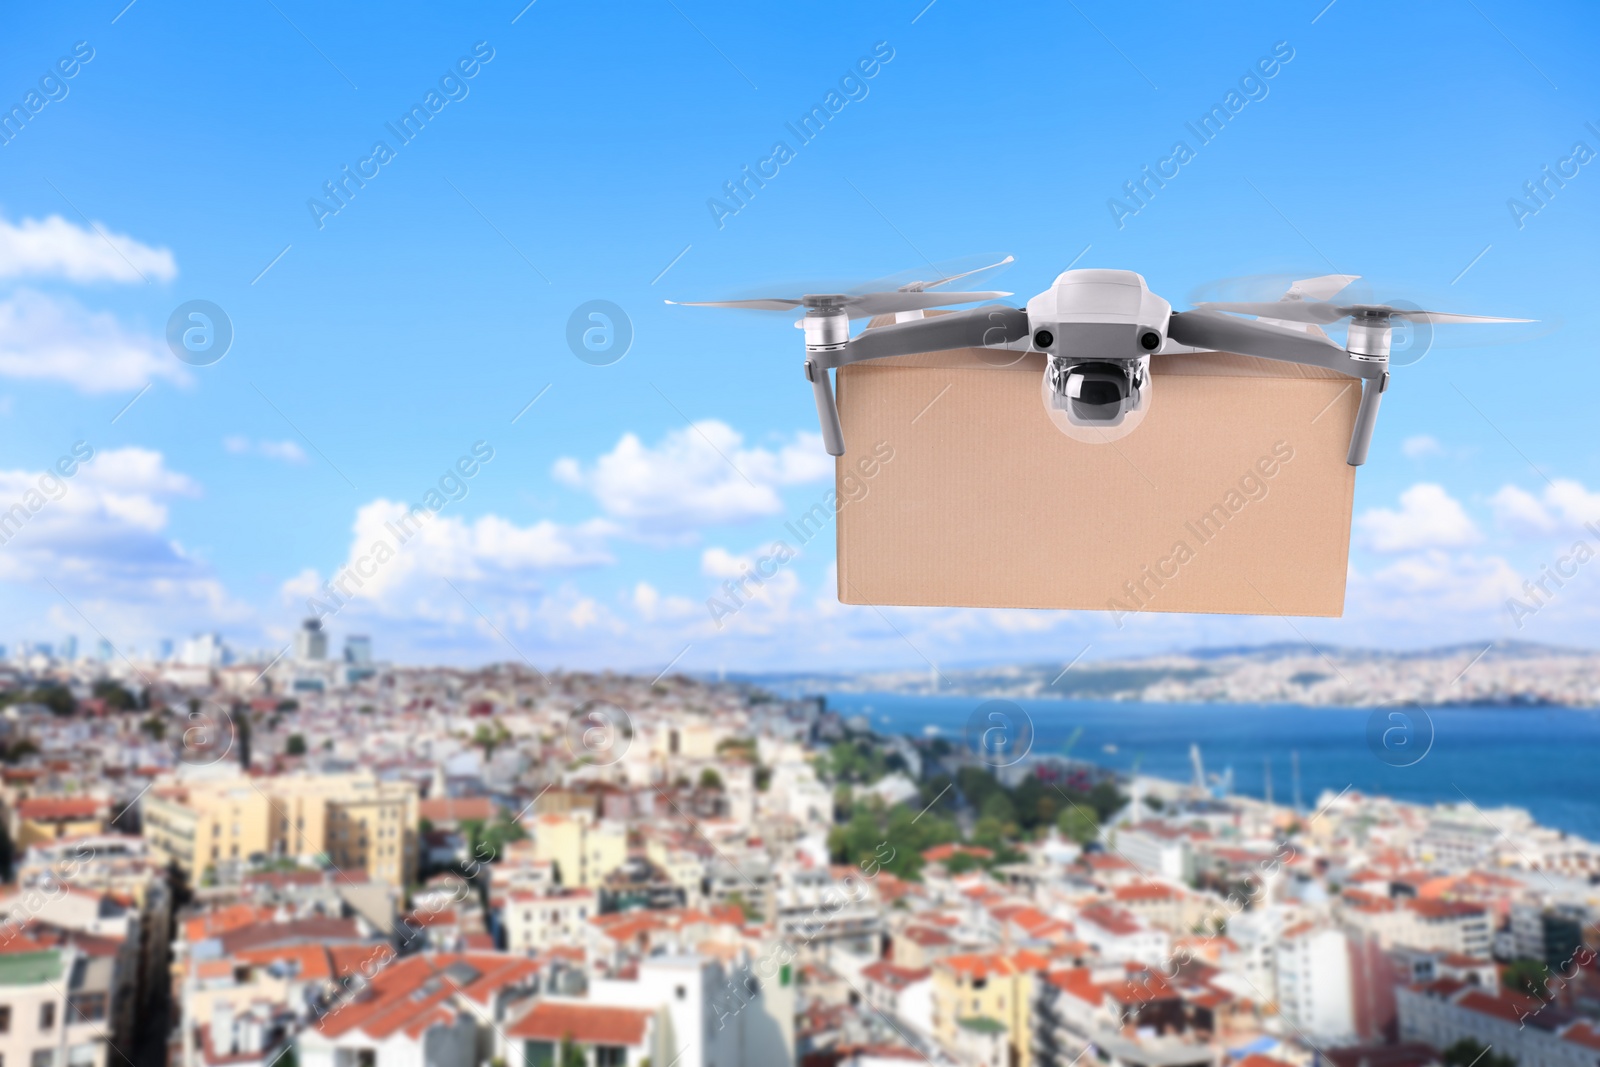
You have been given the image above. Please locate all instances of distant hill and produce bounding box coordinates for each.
[730,641,1600,708]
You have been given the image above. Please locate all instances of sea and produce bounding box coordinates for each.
[820,693,1600,842]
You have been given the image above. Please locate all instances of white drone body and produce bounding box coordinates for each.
[1027,269,1169,442]
[669,261,1528,467]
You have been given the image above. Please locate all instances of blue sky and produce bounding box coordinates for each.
[1,0,1597,672]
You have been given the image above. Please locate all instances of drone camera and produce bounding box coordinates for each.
[1042,355,1152,443]
[1139,329,1162,351]
[1033,329,1054,349]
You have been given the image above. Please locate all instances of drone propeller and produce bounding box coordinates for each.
[1196,299,1532,326]
[666,289,1011,320]
[896,254,1015,293]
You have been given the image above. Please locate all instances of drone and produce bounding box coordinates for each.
[668,260,1530,466]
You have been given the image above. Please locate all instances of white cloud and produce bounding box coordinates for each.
[1544,479,1600,527]
[1356,483,1480,552]
[0,289,190,393]
[1490,485,1556,532]
[1488,478,1600,533]
[224,437,307,464]
[1400,434,1444,459]
[0,447,247,640]
[631,581,696,623]
[0,214,177,284]
[283,500,616,619]
[1350,550,1521,617]
[553,422,830,532]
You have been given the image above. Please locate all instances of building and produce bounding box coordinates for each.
[1275,922,1354,1043]
[142,773,417,887]
[1116,824,1194,883]
[860,962,933,1038]
[0,932,120,1067]
[1073,904,1168,964]
[15,834,173,1028]
[1398,978,1600,1067]
[1032,965,1216,1067]
[504,1002,656,1067]
[299,952,543,1067]
[293,620,327,663]
[531,814,627,890]
[502,889,595,955]
[10,798,110,851]
[931,952,1046,1067]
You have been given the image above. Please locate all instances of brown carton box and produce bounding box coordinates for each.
[834,333,1360,619]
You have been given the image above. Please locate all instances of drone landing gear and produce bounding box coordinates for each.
[1346,371,1388,466]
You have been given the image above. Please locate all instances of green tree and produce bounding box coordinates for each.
[1058,805,1100,844]
[2,686,73,716]
[724,890,758,922]
[972,815,1008,852]
[945,851,981,875]
[699,768,725,791]
[1087,780,1126,821]
[1443,1040,1515,1067]
[472,721,511,760]
[91,681,136,710]
[285,734,307,756]
[462,812,528,863]
[980,791,1017,826]
[1503,958,1551,999]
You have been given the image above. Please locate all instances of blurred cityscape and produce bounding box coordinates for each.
[761,643,1600,707]
[0,622,1592,1067]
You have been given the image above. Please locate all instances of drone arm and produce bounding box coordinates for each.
[1166,310,1364,377]
[821,305,1031,369]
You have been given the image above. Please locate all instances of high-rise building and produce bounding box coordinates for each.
[293,618,327,662]
[344,634,372,665]
[179,632,227,667]
[60,635,78,662]
[157,638,174,662]
[96,637,114,662]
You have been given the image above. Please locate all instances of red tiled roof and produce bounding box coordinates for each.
[1407,899,1486,920]
[234,943,333,982]
[318,953,541,1039]
[862,961,931,989]
[1564,1023,1600,1051]
[1078,904,1142,937]
[183,905,276,943]
[328,943,393,981]
[900,926,953,947]
[419,797,497,824]
[1114,882,1179,902]
[16,797,106,821]
[506,1002,651,1046]
[921,843,992,863]
[1457,989,1543,1025]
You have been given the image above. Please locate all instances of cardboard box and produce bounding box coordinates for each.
[834,327,1360,618]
